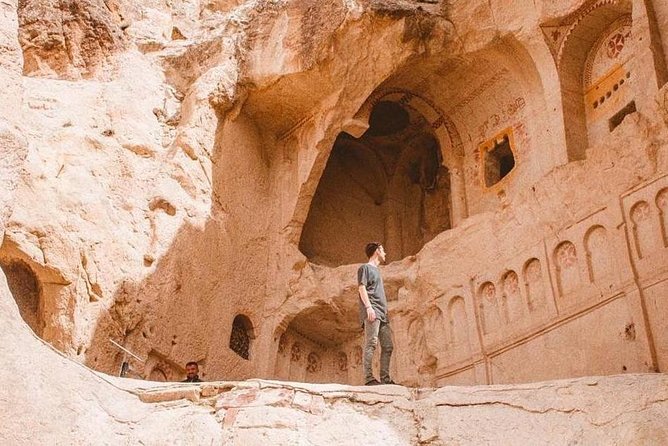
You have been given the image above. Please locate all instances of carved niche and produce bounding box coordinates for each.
[555,241,581,299]
[479,282,502,335]
[524,258,547,311]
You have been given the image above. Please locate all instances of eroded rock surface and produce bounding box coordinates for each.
[18,0,127,79]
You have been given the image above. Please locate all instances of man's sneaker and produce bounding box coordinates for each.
[381,378,397,385]
[365,379,382,386]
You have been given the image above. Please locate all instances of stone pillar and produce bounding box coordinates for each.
[648,0,668,84]
[631,0,668,113]
[384,198,403,261]
[449,167,468,227]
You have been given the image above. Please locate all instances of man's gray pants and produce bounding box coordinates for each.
[363,319,394,383]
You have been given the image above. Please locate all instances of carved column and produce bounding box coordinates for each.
[631,0,668,106]
[449,167,468,227]
[647,0,668,83]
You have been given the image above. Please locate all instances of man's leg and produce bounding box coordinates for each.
[378,321,394,383]
[363,319,381,383]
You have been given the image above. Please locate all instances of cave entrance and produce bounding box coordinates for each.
[274,297,363,384]
[0,258,43,336]
[299,100,452,266]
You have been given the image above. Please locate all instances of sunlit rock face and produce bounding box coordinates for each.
[2,263,668,445]
[1,0,668,399]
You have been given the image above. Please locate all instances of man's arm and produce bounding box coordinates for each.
[358,284,376,322]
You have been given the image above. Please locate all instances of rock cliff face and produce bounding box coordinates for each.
[1,0,668,422]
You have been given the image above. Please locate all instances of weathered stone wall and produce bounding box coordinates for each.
[0,0,666,392]
[2,264,667,444]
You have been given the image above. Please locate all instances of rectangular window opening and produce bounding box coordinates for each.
[609,101,636,132]
[484,135,515,188]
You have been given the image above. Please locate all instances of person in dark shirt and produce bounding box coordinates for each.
[181,361,203,383]
[357,242,395,386]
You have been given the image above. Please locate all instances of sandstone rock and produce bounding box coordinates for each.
[1,270,666,444]
[18,0,126,79]
[0,0,668,442]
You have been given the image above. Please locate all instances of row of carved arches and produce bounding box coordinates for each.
[554,226,618,301]
[479,223,620,339]
[405,296,472,380]
[630,187,668,260]
[281,208,658,385]
[478,258,551,337]
[274,330,363,384]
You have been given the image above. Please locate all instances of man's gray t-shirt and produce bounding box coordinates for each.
[358,263,388,324]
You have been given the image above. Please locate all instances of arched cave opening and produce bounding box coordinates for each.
[557,1,634,160]
[274,299,363,384]
[299,100,452,266]
[483,133,516,187]
[0,258,43,336]
[229,314,254,360]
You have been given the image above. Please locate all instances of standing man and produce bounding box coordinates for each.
[358,242,395,385]
[181,361,203,383]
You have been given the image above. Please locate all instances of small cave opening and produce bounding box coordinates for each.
[229,314,254,360]
[273,299,362,384]
[484,134,516,187]
[299,100,452,266]
[608,101,636,131]
[0,258,43,336]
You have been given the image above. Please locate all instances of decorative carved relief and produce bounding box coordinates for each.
[540,0,628,64]
[336,351,348,372]
[555,241,581,298]
[306,352,321,373]
[479,282,501,335]
[290,342,302,362]
[584,225,615,286]
[501,271,524,323]
[584,17,632,88]
[524,258,546,311]
[623,177,668,273]
[477,98,526,140]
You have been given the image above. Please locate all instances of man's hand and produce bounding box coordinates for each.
[366,306,376,322]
